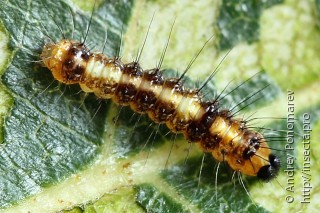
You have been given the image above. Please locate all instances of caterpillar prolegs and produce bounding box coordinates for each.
[41,39,280,180]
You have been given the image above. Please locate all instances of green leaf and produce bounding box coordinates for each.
[217,0,283,50]
[0,0,319,212]
[135,184,187,213]
[83,187,144,213]
[0,0,130,207]
[316,0,320,28]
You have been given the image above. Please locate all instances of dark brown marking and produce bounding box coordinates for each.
[115,83,137,105]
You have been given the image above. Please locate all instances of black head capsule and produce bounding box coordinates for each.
[257,154,281,181]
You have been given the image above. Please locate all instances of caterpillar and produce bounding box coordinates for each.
[40,38,281,181]
[1,1,320,211]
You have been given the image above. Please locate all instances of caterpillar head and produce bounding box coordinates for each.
[236,131,281,181]
[41,39,90,84]
[205,113,280,181]
[256,153,281,181]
